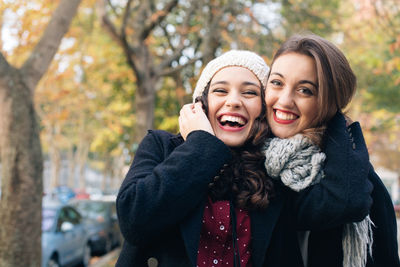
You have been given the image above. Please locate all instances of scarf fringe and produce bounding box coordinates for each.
[342,215,374,267]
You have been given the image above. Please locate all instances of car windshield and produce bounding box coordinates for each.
[74,202,107,220]
[42,208,57,232]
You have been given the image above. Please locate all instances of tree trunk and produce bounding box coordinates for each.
[50,145,61,188]
[48,125,62,189]
[0,69,43,267]
[67,145,76,188]
[76,141,89,190]
[0,1,82,265]
[134,83,155,142]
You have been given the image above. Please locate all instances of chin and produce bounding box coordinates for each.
[272,130,293,139]
[219,138,246,148]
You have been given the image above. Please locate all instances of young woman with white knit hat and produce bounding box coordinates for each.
[115,49,375,267]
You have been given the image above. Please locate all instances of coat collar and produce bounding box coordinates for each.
[179,192,284,267]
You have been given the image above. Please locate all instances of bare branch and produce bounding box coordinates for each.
[100,1,138,76]
[107,0,118,16]
[20,0,82,93]
[160,24,175,51]
[141,0,179,40]
[155,0,200,72]
[245,7,279,43]
[121,0,134,40]
[160,56,201,77]
[0,52,11,79]
[155,43,186,74]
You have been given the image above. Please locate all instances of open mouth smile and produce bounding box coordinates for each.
[218,114,247,131]
[273,109,298,124]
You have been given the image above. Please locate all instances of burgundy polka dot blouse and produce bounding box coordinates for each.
[196,197,252,267]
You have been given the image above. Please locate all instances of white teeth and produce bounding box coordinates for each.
[220,115,246,125]
[275,110,297,120]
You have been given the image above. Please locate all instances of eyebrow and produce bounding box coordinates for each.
[270,72,317,88]
[210,80,261,88]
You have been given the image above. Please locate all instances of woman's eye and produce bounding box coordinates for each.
[299,87,314,96]
[243,90,259,96]
[211,88,227,93]
[270,79,282,86]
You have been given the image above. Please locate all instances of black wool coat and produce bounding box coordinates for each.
[116,112,374,267]
[307,167,400,267]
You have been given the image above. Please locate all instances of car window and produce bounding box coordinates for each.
[42,208,57,232]
[65,207,82,225]
[57,208,68,230]
[74,201,108,220]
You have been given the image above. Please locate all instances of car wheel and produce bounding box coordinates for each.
[47,256,60,267]
[82,243,91,267]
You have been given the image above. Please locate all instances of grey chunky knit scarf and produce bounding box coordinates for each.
[263,134,373,267]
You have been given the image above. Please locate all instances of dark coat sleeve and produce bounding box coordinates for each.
[367,167,400,267]
[116,130,232,246]
[294,112,373,230]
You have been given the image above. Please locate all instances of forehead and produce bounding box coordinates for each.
[271,53,317,82]
[211,66,260,84]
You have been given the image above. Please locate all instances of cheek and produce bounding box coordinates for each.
[206,99,218,118]
[265,91,275,109]
[302,101,319,124]
[250,99,263,119]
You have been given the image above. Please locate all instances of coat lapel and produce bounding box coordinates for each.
[180,201,205,267]
[250,192,284,267]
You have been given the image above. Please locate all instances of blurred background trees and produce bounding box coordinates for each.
[1,0,399,206]
[0,0,399,262]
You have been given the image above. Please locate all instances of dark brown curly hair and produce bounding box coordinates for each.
[196,83,275,210]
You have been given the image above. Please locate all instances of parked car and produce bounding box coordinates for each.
[70,198,121,255]
[42,199,92,267]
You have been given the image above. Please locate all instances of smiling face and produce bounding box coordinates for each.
[207,66,263,147]
[266,52,319,138]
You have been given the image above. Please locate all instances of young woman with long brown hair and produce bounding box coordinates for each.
[263,33,399,267]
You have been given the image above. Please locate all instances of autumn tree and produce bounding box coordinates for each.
[35,0,136,191]
[337,0,400,175]
[98,0,270,143]
[0,0,82,266]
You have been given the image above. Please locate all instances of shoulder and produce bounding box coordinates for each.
[141,129,182,147]
[147,129,178,140]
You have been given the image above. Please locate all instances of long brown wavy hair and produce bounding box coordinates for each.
[196,83,274,210]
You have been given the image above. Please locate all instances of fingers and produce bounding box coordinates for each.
[179,104,194,140]
[179,102,213,140]
[193,102,204,113]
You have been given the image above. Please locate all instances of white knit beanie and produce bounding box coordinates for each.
[192,50,270,102]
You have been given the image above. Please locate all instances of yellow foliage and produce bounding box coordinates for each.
[158,116,179,133]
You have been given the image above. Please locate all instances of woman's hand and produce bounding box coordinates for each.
[179,102,214,140]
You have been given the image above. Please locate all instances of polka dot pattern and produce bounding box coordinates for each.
[197,197,252,267]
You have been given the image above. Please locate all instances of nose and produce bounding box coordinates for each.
[276,87,294,108]
[225,91,242,108]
